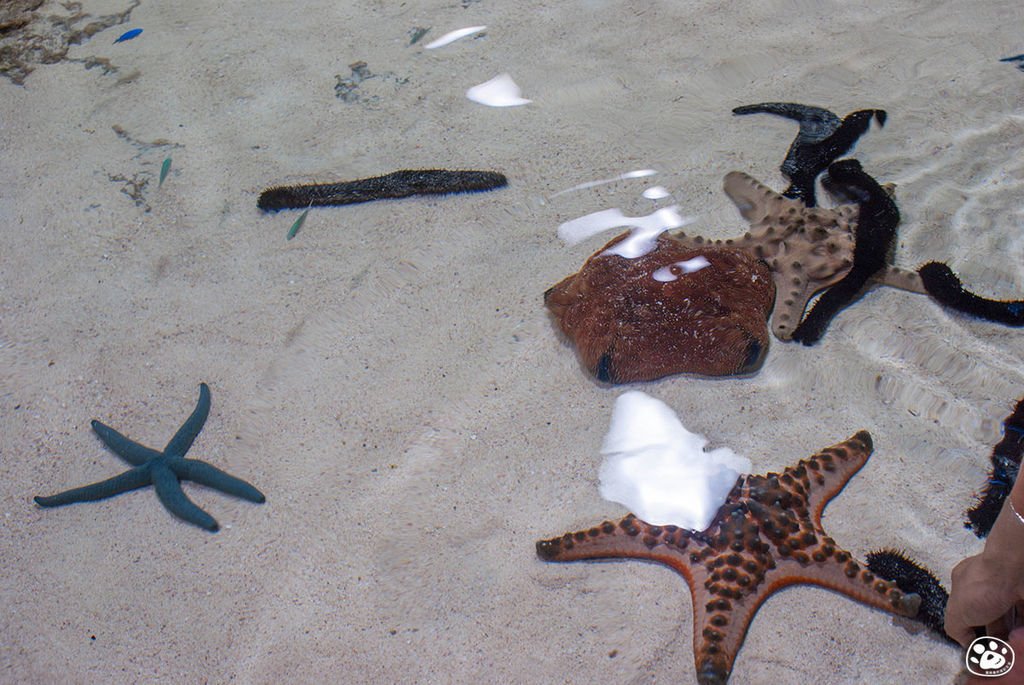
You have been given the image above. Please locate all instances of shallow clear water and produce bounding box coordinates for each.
[2,1,1023,683]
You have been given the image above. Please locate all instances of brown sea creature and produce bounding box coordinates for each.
[545,170,933,383]
[537,430,922,685]
[544,232,775,383]
[674,171,924,340]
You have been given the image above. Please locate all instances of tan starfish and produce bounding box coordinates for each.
[536,430,921,685]
[673,172,924,340]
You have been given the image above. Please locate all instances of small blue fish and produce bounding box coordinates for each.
[114,28,143,44]
[287,208,310,240]
[158,157,172,187]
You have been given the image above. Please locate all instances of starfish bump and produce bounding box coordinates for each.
[536,430,920,685]
[34,383,264,532]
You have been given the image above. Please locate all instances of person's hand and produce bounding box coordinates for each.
[946,489,1024,646]
[946,489,1024,684]
[946,550,1024,646]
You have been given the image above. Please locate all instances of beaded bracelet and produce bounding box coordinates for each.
[1010,498,1024,526]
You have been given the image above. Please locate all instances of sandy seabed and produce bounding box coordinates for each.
[2,1,1024,683]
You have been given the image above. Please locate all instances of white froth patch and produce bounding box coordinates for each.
[466,74,531,107]
[643,186,671,200]
[557,206,694,257]
[601,207,693,258]
[424,26,486,49]
[652,256,711,282]
[599,391,751,531]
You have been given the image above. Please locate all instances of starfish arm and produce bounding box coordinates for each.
[163,383,211,457]
[538,515,737,684]
[91,420,162,466]
[537,515,703,586]
[670,230,717,250]
[777,431,873,524]
[790,272,873,344]
[872,265,926,294]
[694,595,750,685]
[34,466,151,506]
[151,461,219,531]
[723,171,793,224]
[174,458,266,503]
[761,555,921,619]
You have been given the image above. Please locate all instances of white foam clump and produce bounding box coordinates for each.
[599,391,752,531]
[642,186,671,200]
[603,207,694,258]
[652,256,710,282]
[466,74,531,107]
[557,206,694,257]
[424,26,486,49]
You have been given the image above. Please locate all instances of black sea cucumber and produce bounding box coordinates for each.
[918,262,1024,326]
[866,549,951,640]
[967,397,1024,537]
[257,169,507,212]
[732,102,885,207]
[791,159,897,345]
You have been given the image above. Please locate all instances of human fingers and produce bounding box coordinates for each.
[947,557,1003,646]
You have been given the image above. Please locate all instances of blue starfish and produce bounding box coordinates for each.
[34,383,264,532]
